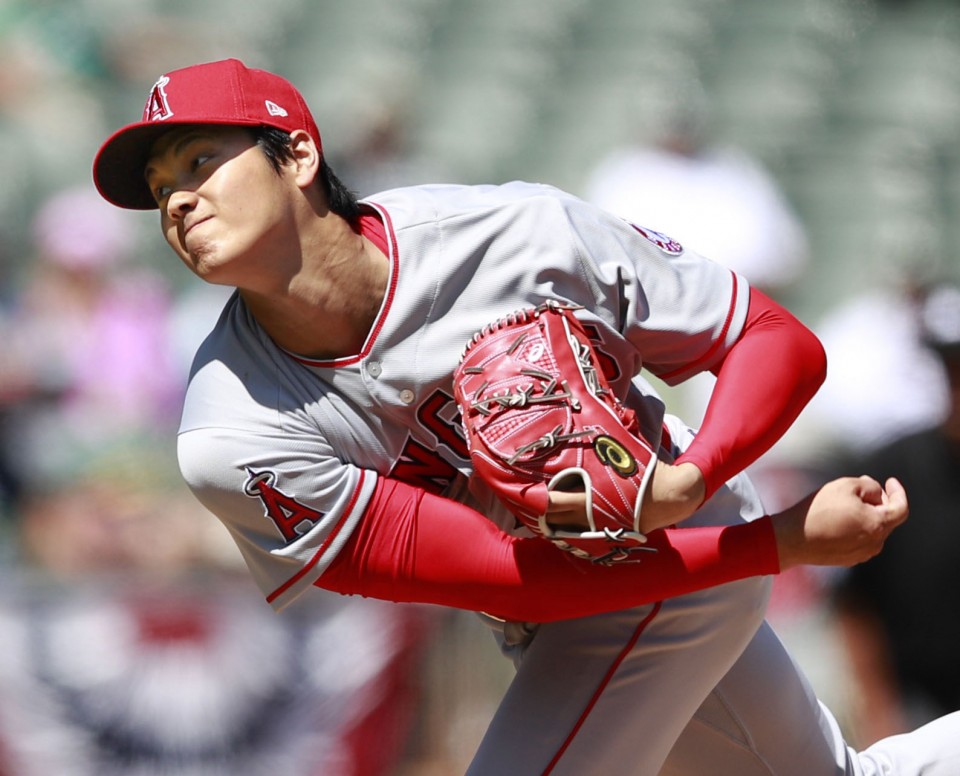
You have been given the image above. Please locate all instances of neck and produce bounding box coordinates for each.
[241,213,388,360]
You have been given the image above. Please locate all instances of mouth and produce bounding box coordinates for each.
[183,215,211,238]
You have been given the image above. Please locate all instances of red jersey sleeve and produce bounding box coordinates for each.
[318,477,779,623]
[674,288,827,500]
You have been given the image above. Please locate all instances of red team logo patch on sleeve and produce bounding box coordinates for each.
[631,225,683,255]
[243,468,324,543]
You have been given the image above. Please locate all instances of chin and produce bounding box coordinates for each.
[184,244,226,277]
[193,261,231,283]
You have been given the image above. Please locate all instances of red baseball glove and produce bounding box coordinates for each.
[453,300,657,565]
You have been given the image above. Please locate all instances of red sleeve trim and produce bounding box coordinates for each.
[658,271,741,382]
[266,469,368,605]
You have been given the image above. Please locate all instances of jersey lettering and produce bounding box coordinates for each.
[243,467,323,543]
[416,389,469,459]
[390,390,469,494]
[579,322,622,382]
[390,438,460,495]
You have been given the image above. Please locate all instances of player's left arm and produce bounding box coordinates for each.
[659,288,827,521]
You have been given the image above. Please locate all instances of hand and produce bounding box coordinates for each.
[544,459,705,532]
[772,476,908,570]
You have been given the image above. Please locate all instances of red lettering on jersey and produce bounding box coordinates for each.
[416,389,468,459]
[390,438,459,495]
[243,468,323,543]
[579,322,622,382]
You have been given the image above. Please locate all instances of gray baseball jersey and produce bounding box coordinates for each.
[177,181,748,611]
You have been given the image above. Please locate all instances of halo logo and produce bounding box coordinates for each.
[243,468,324,543]
[143,75,174,122]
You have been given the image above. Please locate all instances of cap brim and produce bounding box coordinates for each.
[94,122,186,210]
[93,118,262,210]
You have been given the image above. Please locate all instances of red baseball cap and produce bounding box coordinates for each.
[93,58,322,210]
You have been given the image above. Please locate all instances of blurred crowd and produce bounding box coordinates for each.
[0,5,445,775]
[1,0,960,774]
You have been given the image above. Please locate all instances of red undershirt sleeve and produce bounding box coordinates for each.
[674,288,827,500]
[318,477,779,623]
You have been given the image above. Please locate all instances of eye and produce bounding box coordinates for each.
[153,184,173,202]
[190,153,212,172]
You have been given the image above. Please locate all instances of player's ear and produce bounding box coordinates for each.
[288,129,321,189]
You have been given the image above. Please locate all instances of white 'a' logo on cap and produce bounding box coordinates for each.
[144,75,174,122]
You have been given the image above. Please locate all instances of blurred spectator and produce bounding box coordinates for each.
[0,185,183,493]
[830,282,960,746]
[583,85,810,299]
[801,271,949,460]
[0,442,432,776]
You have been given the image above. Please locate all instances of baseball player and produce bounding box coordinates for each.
[91,59,957,775]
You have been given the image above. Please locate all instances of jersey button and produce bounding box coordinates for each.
[399,389,415,404]
[367,361,382,377]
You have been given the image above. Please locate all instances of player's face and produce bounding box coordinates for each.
[145,126,296,286]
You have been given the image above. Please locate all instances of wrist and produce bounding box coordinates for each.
[673,451,718,500]
[770,507,802,571]
[665,461,707,515]
[639,460,708,532]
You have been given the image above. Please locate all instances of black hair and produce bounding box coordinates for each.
[252,126,361,221]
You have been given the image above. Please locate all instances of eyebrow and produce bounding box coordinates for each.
[143,129,216,180]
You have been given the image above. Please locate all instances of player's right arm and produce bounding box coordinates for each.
[316,473,907,624]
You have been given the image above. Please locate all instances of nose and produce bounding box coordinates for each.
[166,188,198,221]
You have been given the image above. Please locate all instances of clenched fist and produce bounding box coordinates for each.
[771,476,908,570]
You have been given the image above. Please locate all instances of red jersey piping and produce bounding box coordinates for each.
[658,271,741,382]
[266,469,368,605]
[286,202,399,368]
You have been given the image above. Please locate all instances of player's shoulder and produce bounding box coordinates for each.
[363,180,592,228]
[180,293,291,433]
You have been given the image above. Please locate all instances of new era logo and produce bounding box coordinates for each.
[265,100,288,117]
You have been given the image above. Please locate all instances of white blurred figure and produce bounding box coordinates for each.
[804,277,949,459]
[584,87,810,299]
